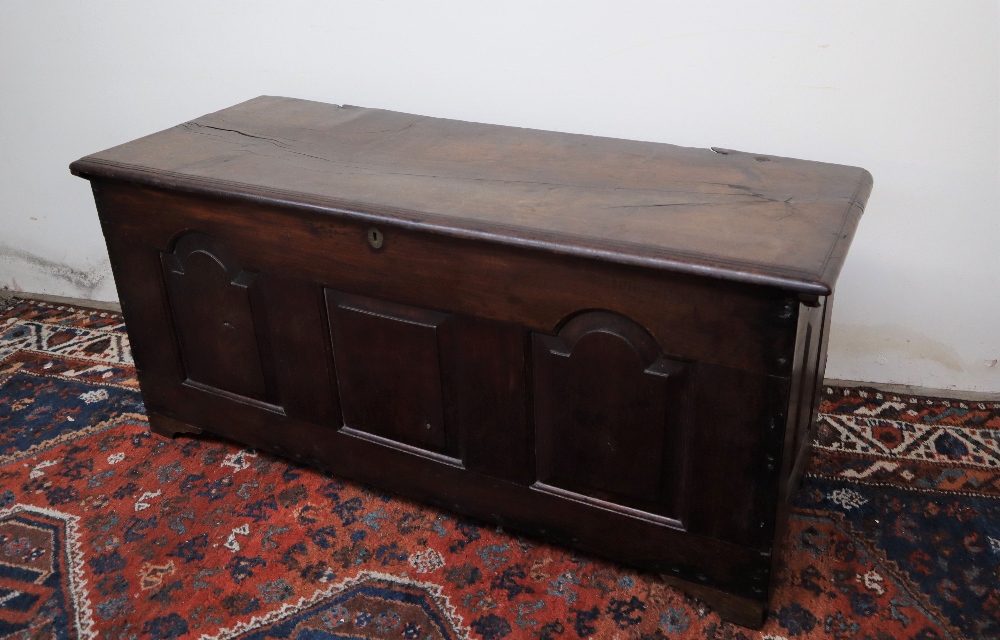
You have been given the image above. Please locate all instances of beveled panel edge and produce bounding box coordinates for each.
[532,481,684,530]
[339,426,465,469]
[329,289,451,329]
[182,379,286,416]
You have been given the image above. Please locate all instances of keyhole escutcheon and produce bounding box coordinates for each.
[367,227,384,250]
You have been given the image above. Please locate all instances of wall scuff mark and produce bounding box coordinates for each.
[0,242,110,299]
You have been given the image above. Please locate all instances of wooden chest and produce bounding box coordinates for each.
[70,96,872,628]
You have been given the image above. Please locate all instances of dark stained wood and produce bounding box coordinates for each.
[148,412,203,438]
[661,575,766,629]
[72,98,872,629]
[684,363,790,551]
[146,405,769,601]
[326,290,458,458]
[533,311,689,520]
[451,315,533,483]
[161,232,272,402]
[768,295,835,606]
[784,297,834,502]
[71,96,873,296]
[93,184,798,377]
[258,274,340,427]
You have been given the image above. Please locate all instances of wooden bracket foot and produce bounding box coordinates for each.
[148,412,203,438]
[660,575,767,629]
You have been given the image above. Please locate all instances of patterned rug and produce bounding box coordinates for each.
[0,296,997,640]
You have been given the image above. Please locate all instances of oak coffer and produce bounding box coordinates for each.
[70,96,872,628]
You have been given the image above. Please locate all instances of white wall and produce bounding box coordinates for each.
[2,1,998,393]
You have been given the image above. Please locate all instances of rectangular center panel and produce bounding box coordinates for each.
[325,290,460,461]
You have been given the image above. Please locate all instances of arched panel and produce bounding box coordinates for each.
[533,311,690,522]
[161,232,271,402]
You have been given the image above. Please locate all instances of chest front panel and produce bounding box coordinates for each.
[94,182,809,622]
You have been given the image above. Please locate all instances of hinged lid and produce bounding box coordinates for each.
[71,96,872,296]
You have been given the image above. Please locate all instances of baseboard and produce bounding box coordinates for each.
[824,379,998,403]
[1,290,122,313]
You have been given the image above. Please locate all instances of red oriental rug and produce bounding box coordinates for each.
[0,296,997,640]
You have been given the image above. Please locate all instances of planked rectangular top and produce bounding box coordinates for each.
[71,95,873,296]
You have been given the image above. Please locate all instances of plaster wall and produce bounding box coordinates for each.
[1,1,998,392]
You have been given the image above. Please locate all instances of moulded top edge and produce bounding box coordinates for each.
[70,96,874,297]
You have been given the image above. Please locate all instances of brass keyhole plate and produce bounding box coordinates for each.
[367,227,384,250]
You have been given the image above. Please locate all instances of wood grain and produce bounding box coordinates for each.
[72,96,872,295]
